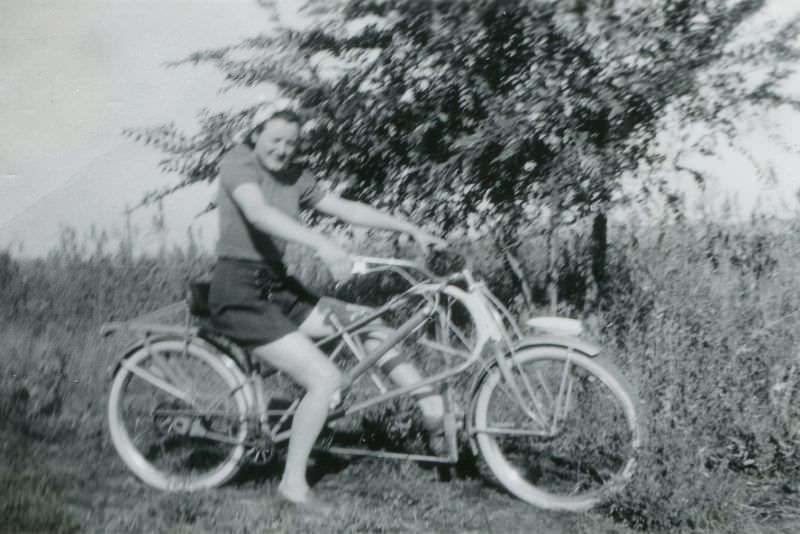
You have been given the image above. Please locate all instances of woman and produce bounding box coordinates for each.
[208,109,446,514]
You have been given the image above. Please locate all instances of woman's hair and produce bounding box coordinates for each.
[244,109,303,149]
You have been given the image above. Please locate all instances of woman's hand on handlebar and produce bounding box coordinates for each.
[315,240,354,283]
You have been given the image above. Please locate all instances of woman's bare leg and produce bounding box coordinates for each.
[374,351,445,422]
[250,332,343,501]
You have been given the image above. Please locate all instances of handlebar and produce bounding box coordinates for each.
[351,255,423,273]
[349,255,438,281]
[349,248,473,285]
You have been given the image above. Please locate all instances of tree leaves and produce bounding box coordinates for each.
[127,0,794,238]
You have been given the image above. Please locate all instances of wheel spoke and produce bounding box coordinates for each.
[495,367,550,430]
[511,360,551,427]
[153,350,193,389]
[194,384,243,416]
[551,360,574,432]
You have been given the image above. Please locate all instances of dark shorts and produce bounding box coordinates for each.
[208,257,320,348]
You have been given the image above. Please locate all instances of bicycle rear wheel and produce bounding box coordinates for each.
[471,346,641,511]
[108,338,249,491]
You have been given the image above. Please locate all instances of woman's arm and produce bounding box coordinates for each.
[232,183,352,279]
[314,194,446,249]
[233,183,328,249]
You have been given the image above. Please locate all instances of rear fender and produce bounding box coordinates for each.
[109,334,255,408]
[107,334,184,379]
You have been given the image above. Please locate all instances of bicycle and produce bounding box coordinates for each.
[101,251,642,512]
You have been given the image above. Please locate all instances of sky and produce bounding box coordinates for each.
[0,0,277,256]
[1,0,799,257]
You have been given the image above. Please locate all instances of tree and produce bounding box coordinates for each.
[127,0,798,308]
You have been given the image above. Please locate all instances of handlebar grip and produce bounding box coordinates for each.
[351,259,369,275]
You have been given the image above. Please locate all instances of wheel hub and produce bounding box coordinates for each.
[153,402,195,437]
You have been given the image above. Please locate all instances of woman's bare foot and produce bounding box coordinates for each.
[277,484,334,516]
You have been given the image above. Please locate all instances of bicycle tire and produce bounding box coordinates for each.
[108,338,250,491]
[471,345,641,511]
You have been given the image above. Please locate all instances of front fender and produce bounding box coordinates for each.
[513,334,602,358]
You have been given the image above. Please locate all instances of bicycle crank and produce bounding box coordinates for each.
[244,443,275,465]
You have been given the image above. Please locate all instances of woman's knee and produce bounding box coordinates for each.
[289,344,344,395]
[252,332,343,392]
[309,358,344,392]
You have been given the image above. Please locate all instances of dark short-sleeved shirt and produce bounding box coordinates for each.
[215,145,325,269]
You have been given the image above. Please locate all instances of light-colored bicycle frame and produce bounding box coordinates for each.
[102,255,602,464]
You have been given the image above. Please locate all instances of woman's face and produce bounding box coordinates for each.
[253,118,300,172]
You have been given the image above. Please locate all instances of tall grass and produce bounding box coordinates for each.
[1,215,799,532]
[599,215,800,530]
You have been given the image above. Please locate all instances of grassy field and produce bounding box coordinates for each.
[1,217,799,533]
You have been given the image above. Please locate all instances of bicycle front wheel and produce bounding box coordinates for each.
[108,338,250,491]
[471,346,641,511]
